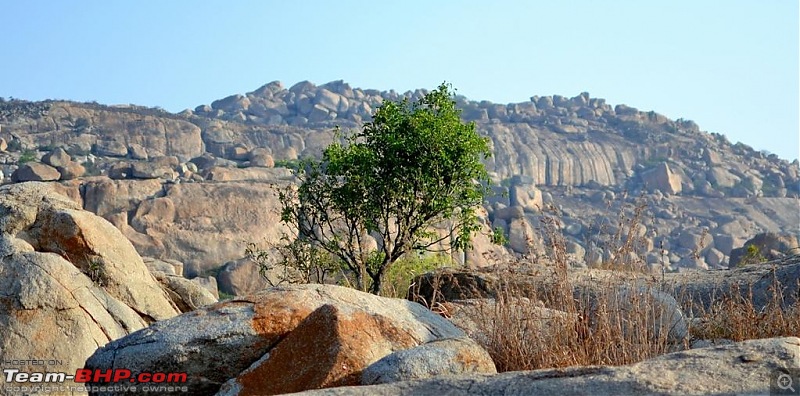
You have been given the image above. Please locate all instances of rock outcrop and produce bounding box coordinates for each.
[152,272,218,312]
[640,162,682,195]
[0,182,181,390]
[0,102,204,161]
[0,245,149,390]
[296,337,800,396]
[1,81,798,276]
[85,284,495,395]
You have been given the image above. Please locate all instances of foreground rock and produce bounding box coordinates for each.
[0,182,180,390]
[298,337,800,396]
[85,284,495,395]
[0,244,150,391]
[0,182,179,320]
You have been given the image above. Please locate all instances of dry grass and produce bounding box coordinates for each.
[411,200,800,373]
[688,271,800,341]
[466,269,683,372]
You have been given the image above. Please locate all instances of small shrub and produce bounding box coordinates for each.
[381,254,454,298]
[464,267,681,372]
[18,149,37,164]
[273,159,303,171]
[82,160,101,176]
[737,244,766,267]
[218,291,235,301]
[6,139,22,152]
[490,226,508,246]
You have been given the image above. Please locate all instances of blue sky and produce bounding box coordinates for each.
[2,1,798,160]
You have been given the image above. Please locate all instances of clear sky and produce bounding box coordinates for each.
[2,1,798,160]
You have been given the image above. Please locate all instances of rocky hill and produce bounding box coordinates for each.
[0,81,798,284]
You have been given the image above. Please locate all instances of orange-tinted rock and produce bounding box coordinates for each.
[234,304,417,395]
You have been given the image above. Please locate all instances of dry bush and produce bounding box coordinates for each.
[467,269,684,372]
[688,270,800,341]
[424,205,686,372]
[411,198,799,373]
[585,195,653,273]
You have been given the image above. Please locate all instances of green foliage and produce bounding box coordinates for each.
[381,254,454,298]
[82,160,101,176]
[738,244,766,266]
[274,159,303,171]
[279,83,491,294]
[87,258,104,286]
[491,226,509,246]
[218,291,235,301]
[17,149,37,164]
[73,117,90,130]
[760,178,780,197]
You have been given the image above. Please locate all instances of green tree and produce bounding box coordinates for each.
[280,83,491,294]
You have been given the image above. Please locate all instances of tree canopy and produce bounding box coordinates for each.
[280,83,491,294]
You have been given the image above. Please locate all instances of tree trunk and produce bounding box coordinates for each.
[369,273,382,295]
[355,268,366,292]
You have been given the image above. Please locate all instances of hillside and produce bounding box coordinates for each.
[0,81,797,281]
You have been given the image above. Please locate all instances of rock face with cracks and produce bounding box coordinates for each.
[0,182,181,390]
[85,284,495,395]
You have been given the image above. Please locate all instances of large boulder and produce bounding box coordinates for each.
[0,182,179,322]
[57,160,86,180]
[130,161,175,179]
[215,256,304,297]
[153,272,218,312]
[0,183,182,389]
[640,162,682,195]
[707,167,741,189]
[507,218,536,254]
[81,178,164,219]
[0,246,149,391]
[297,337,800,396]
[11,162,61,182]
[94,140,129,157]
[41,147,72,168]
[29,205,179,322]
[360,337,495,385]
[216,258,265,296]
[86,284,493,395]
[121,181,293,276]
[509,184,543,212]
